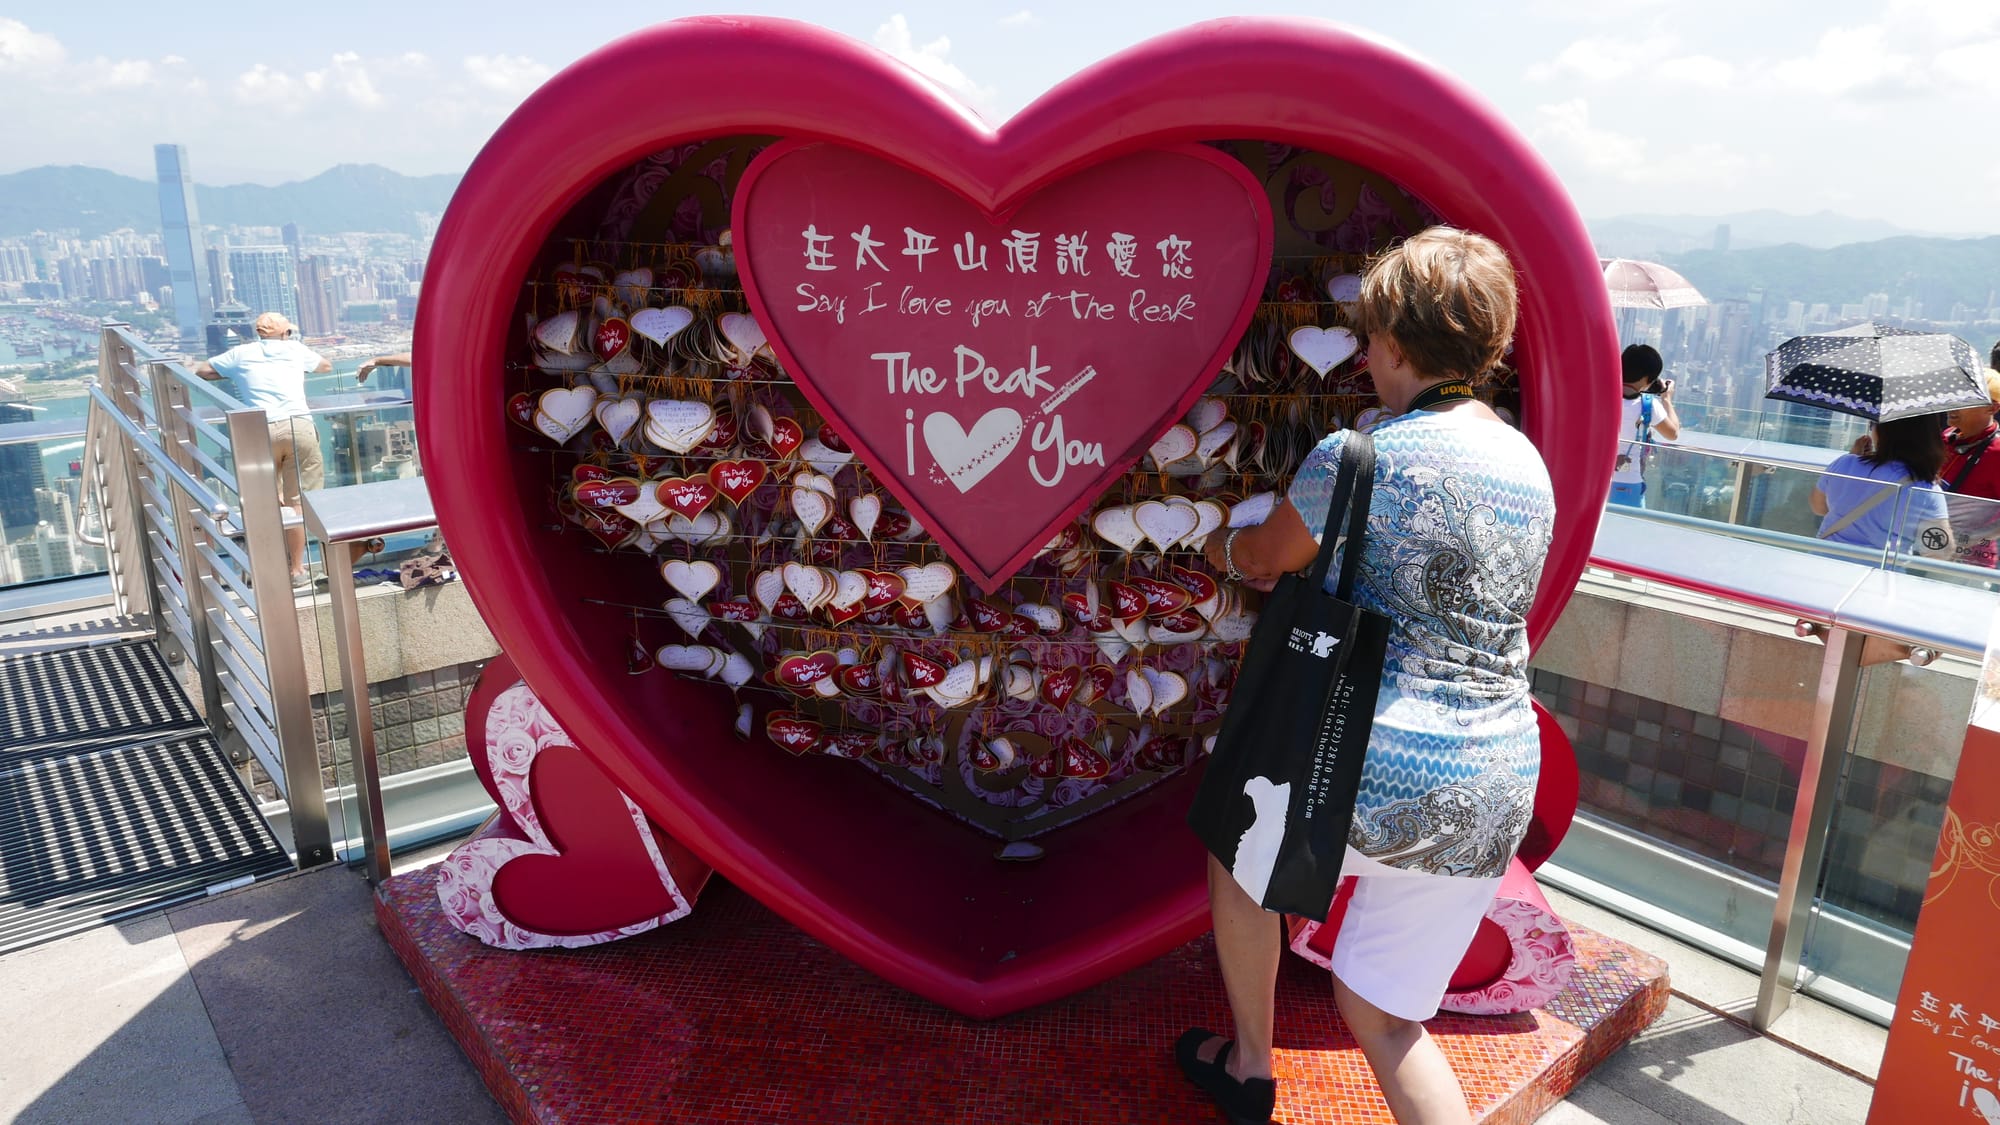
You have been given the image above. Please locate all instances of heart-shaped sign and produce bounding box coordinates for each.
[708,459,767,505]
[736,141,1271,591]
[1287,325,1360,377]
[632,305,695,346]
[421,17,1616,1020]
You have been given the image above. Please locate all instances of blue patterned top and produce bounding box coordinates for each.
[1285,411,1556,878]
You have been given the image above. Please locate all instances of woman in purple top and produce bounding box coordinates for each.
[1810,414,1952,557]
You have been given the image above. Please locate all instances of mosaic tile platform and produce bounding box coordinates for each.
[378,869,1668,1124]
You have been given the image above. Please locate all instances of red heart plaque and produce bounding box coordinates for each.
[736,142,1270,592]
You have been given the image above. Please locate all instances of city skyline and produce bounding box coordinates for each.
[0,3,1996,233]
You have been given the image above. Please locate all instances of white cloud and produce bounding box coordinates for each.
[1885,0,2000,42]
[1656,54,1734,89]
[321,52,381,107]
[1528,35,1675,83]
[999,10,1039,28]
[0,18,64,70]
[234,52,383,111]
[1531,98,1647,176]
[85,58,157,91]
[1527,0,1669,20]
[1936,39,2000,95]
[462,53,549,95]
[1772,24,1922,97]
[873,14,997,113]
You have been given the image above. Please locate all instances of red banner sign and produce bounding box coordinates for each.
[1869,717,2000,1123]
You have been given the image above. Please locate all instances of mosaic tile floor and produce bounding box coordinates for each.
[378,871,1668,1124]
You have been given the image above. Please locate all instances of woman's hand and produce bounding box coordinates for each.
[1202,499,1319,584]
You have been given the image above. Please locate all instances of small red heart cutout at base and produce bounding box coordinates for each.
[443,655,712,945]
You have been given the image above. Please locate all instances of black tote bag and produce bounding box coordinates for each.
[1188,433,1391,919]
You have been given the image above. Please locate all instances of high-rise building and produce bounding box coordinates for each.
[0,399,48,537]
[296,255,338,336]
[205,244,230,307]
[154,144,213,349]
[6,523,79,583]
[227,246,299,325]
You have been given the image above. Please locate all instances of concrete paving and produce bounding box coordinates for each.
[0,846,1885,1124]
[0,915,251,1125]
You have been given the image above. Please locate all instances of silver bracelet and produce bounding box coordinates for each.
[1222,527,1245,582]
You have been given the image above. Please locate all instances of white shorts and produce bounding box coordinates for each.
[1329,847,1503,1022]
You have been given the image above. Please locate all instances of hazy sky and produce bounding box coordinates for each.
[4,1,1995,230]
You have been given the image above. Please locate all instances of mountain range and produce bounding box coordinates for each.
[0,164,460,239]
[1587,209,1980,259]
[1,162,1993,315]
[1661,236,2000,318]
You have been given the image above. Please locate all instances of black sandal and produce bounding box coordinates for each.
[1174,1028,1276,1125]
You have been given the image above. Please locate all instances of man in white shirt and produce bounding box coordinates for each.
[194,312,332,588]
[1611,344,1680,508]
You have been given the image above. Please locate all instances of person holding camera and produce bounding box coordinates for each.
[1610,344,1680,508]
[193,311,332,589]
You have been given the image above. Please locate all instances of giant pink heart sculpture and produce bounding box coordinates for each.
[416,16,1618,1017]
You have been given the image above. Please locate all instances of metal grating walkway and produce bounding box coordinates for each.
[0,641,294,954]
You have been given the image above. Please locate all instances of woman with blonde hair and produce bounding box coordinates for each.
[1179,227,1556,1125]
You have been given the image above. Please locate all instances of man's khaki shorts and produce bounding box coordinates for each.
[268,415,325,510]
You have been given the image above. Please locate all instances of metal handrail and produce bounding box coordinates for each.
[79,322,333,870]
[0,419,86,446]
[86,385,229,520]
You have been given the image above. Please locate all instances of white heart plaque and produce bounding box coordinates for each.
[534,385,598,444]
[644,399,717,454]
[850,494,882,542]
[897,562,956,606]
[1091,507,1144,554]
[791,489,833,536]
[718,312,768,362]
[1288,326,1360,377]
[660,559,721,603]
[1147,424,1198,469]
[1133,500,1200,554]
[533,309,580,354]
[664,597,709,640]
[631,305,695,346]
[594,396,642,446]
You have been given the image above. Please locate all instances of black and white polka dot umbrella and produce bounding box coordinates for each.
[1764,323,1987,422]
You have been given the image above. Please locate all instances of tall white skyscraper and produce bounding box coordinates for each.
[155,144,213,349]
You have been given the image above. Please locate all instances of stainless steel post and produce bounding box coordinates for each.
[1726,459,1749,527]
[92,333,151,619]
[227,408,334,868]
[1754,625,1866,1029]
[149,362,227,726]
[322,538,391,882]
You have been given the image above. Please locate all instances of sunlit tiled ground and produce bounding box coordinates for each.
[379,871,1669,1124]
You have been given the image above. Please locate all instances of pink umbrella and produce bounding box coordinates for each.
[1601,258,1707,309]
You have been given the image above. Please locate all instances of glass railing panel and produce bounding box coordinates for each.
[301,518,489,863]
[1801,651,1977,1008]
[1667,394,1871,453]
[1886,487,2000,590]
[1620,446,1903,565]
[304,401,422,490]
[0,428,108,591]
